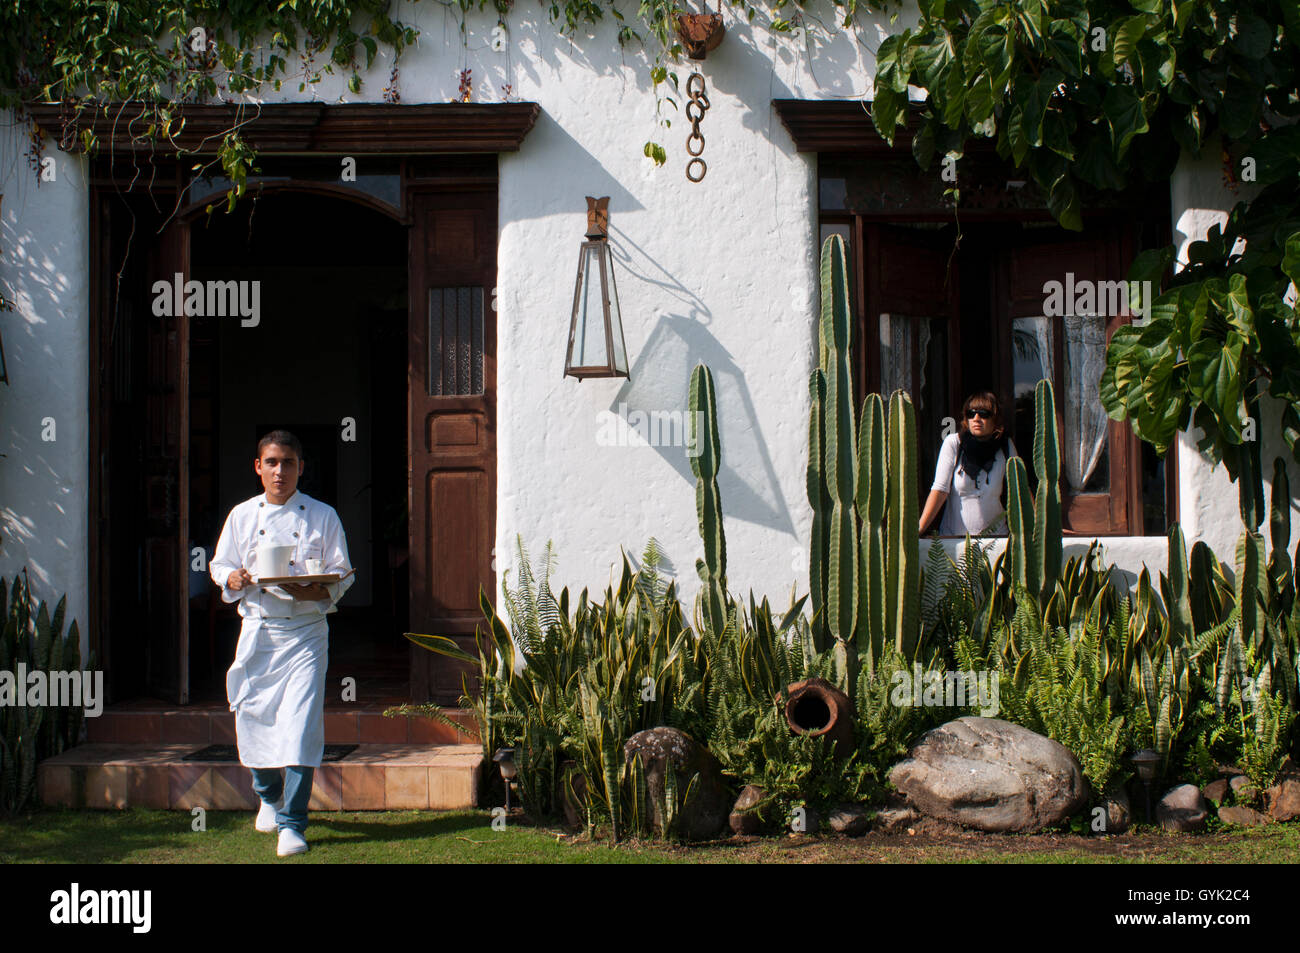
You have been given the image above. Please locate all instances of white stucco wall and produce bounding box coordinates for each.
[0,122,90,646]
[1,2,1290,647]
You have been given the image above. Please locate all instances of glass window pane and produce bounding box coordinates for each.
[1011,316,1053,489]
[605,249,627,374]
[1063,313,1108,492]
[571,244,606,369]
[880,312,913,397]
[820,178,848,211]
[428,286,485,396]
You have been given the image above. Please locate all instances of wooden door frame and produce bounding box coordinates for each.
[80,102,536,703]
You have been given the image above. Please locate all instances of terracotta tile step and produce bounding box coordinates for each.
[38,743,484,811]
[85,706,479,746]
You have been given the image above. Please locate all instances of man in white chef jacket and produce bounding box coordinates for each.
[209,429,354,857]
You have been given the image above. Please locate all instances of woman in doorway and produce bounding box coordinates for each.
[919,391,1019,536]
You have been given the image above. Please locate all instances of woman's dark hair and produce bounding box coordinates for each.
[257,429,304,461]
[959,391,1006,440]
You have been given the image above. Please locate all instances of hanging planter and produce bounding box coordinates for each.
[674,12,725,61]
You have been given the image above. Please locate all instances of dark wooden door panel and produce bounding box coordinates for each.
[143,219,190,703]
[408,186,497,703]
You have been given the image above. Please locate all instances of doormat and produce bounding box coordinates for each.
[183,744,359,763]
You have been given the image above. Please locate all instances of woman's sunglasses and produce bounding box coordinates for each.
[966,409,993,420]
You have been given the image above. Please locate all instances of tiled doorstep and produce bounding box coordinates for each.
[86,707,479,746]
[38,744,483,811]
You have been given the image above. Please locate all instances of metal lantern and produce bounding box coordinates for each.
[564,196,630,381]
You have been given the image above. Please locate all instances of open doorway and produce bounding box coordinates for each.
[185,190,410,702]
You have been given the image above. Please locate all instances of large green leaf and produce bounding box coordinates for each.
[1110,15,1148,68]
[1102,84,1149,158]
[1186,335,1245,440]
[1048,170,1082,230]
[872,85,904,141]
[1282,231,1300,289]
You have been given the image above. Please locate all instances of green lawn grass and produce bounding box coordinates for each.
[2,808,1297,863]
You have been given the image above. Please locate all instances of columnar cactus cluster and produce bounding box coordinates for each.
[807,234,920,674]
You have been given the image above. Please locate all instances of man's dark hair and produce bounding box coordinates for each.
[257,430,303,461]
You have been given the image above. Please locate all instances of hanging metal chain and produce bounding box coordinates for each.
[685,72,710,182]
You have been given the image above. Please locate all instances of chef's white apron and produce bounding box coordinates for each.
[226,612,328,768]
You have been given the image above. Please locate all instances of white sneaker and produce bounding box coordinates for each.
[277,828,309,857]
[255,799,282,833]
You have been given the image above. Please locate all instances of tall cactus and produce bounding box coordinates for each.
[856,393,887,671]
[886,390,920,657]
[807,233,925,666]
[821,234,859,648]
[1003,378,1064,606]
[1005,455,1034,595]
[1032,378,1062,602]
[807,368,831,651]
[689,363,727,638]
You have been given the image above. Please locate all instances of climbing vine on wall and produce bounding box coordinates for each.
[0,0,897,203]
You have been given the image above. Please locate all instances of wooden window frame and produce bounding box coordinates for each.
[786,98,1177,537]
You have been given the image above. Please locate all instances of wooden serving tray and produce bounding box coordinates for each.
[254,568,356,585]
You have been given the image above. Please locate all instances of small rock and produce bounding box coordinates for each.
[1201,778,1230,806]
[1157,783,1207,833]
[1264,775,1300,822]
[728,784,766,835]
[828,805,870,836]
[1218,805,1270,827]
[875,805,920,834]
[1103,782,1131,834]
[1229,775,1258,802]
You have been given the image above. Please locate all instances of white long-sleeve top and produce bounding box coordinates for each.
[931,432,1019,536]
[209,489,355,620]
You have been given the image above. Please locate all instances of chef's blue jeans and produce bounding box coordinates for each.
[251,766,314,834]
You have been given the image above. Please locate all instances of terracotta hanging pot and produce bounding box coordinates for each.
[783,677,854,753]
[675,13,725,60]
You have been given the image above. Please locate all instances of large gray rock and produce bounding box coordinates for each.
[624,726,730,841]
[887,717,1089,833]
[1157,784,1208,832]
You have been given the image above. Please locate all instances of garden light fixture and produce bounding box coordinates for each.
[1130,748,1160,823]
[564,196,630,381]
[493,746,517,811]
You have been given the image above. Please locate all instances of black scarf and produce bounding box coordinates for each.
[956,431,1009,488]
